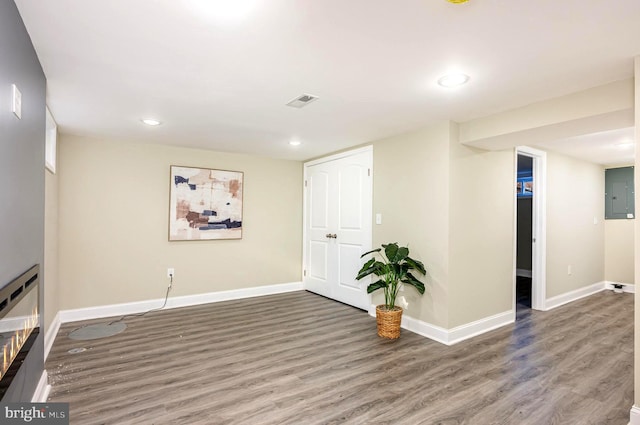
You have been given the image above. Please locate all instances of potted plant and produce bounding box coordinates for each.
[356,243,426,339]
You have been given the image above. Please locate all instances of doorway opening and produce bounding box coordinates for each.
[516,154,533,315]
[514,147,547,317]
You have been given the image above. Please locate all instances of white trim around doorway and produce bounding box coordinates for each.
[514,146,547,312]
[304,145,374,167]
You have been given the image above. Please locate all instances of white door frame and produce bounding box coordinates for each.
[304,145,373,167]
[302,145,373,307]
[514,146,547,312]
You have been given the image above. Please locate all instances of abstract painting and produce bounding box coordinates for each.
[169,166,243,241]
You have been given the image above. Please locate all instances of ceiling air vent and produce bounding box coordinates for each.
[286,93,319,108]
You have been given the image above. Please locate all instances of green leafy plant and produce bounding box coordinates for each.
[356,243,426,310]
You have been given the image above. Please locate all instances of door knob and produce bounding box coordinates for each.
[325,233,337,239]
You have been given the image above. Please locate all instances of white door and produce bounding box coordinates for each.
[303,147,372,310]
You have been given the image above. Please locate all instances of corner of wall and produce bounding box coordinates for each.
[371,121,452,328]
[447,126,514,328]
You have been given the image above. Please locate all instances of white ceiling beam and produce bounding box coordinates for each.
[459,79,634,151]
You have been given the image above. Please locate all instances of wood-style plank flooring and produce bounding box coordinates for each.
[46,290,633,424]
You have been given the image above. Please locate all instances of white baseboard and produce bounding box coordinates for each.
[604,281,636,294]
[59,281,303,324]
[368,305,513,346]
[629,405,640,424]
[516,268,532,278]
[544,281,606,311]
[401,314,450,345]
[31,370,50,402]
[447,310,514,345]
[44,312,61,361]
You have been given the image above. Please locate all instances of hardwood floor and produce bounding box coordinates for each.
[46,290,633,425]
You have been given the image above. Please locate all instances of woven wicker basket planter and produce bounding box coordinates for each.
[375,305,403,339]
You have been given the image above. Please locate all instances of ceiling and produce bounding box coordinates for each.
[534,126,635,166]
[14,0,640,161]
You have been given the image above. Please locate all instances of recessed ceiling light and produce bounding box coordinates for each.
[289,140,301,146]
[141,119,162,126]
[437,73,470,88]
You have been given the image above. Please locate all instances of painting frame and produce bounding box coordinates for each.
[169,165,244,241]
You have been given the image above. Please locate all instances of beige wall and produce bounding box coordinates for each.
[44,168,60,329]
[58,135,303,310]
[371,121,451,327]
[604,165,635,285]
[448,123,514,328]
[53,120,619,337]
[370,121,515,329]
[354,119,613,332]
[604,219,635,284]
[545,151,604,298]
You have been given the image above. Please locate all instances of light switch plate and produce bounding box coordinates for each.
[11,84,22,119]
[375,213,382,225]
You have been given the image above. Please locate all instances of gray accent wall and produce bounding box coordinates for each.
[0,0,46,401]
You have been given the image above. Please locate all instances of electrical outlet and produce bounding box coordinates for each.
[167,268,175,278]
